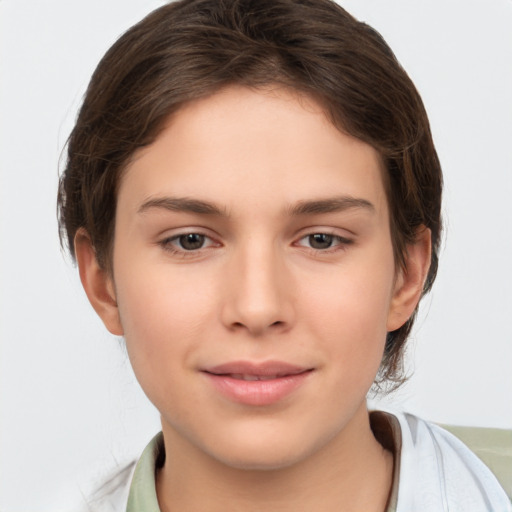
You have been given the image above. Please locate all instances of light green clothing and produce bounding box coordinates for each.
[441,424,512,499]
[126,415,511,511]
[126,433,163,512]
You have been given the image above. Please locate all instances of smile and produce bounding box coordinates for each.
[202,361,314,406]
[227,374,285,381]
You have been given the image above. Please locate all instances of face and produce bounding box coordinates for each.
[108,86,407,470]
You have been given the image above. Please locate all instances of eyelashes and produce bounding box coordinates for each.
[158,230,353,259]
[159,232,219,257]
[295,233,353,251]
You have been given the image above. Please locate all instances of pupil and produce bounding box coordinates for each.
[180,233,205,250]
[309,233,333,249]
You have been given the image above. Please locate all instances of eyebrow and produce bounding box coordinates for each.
[137,195,375,217]
[138,197,228,216]
[288,196,375,216]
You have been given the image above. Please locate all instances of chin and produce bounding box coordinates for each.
[214,447,305,472]
[203,426,324,472]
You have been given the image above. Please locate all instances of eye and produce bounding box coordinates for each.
[307,233,335,249]
[176,233,207,251]
[296,232,352,251]
[161,232,217,253]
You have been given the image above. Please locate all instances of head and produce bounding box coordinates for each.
[58,0,442,390]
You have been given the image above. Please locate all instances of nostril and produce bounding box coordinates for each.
[229,319,286,334]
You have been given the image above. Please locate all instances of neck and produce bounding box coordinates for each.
[156,405,393,512]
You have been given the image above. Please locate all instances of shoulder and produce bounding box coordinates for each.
[70,460,136,512]
[390,411,511,511]
[440,421,512,499]
[79,432,163,512]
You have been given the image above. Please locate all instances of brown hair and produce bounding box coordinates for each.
[58,0,442,388]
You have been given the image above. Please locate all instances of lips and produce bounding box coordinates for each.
[202,361,313,406]
[227,374,285,381]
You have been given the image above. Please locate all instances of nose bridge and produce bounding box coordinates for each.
[222,235,292,335]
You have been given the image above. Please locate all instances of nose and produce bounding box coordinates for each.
[220,241,294,336]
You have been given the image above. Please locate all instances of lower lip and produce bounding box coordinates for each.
[203,371,312,406]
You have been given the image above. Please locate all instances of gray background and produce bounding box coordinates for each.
[1,0,511,509]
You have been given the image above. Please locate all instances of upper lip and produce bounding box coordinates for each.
[203,360,312,377]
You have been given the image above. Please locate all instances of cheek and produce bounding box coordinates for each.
[301,256,395,376]
[113,267,219,423]
[113,261,216,379]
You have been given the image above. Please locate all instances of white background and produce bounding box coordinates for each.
[1,1,511,510]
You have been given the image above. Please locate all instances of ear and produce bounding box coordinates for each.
[387,227,432,332]
[74,228,124,336]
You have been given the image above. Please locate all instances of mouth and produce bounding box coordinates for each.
[220,373,296,381]
[201,361,314,406]
[203,360,311,377]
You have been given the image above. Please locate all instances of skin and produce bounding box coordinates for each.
[76,85,431,511]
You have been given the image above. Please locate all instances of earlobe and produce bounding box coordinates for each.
[74,229,124,336]
[387,227,432,332]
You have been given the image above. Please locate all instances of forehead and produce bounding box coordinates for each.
[119,85,388,219]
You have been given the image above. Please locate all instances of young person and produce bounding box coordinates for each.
[57,0,510,510]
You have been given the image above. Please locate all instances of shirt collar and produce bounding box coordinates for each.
[126,432,164,512]
[126,417,400,512]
